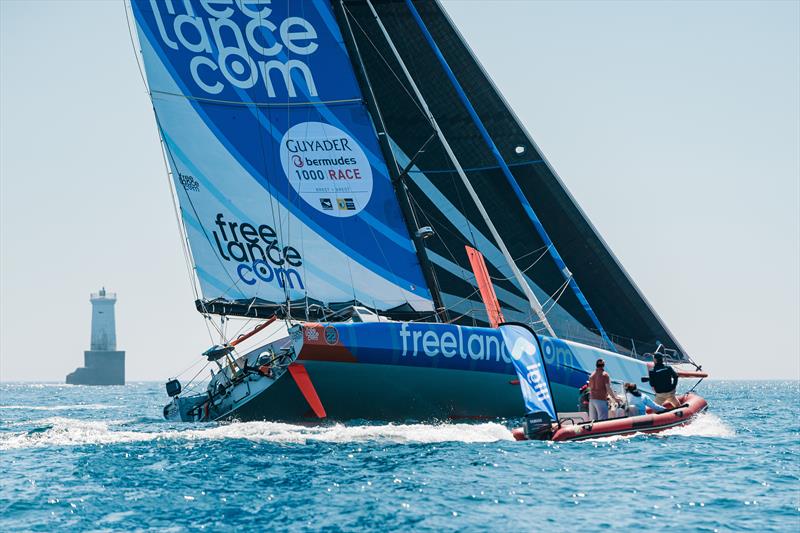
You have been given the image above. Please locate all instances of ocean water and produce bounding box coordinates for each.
[0,381,797,532]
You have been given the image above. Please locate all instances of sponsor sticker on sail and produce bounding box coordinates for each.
[280,122,373,218]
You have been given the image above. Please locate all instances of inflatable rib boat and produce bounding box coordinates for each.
[512,393,708,442]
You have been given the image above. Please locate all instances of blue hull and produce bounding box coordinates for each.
[221,322,653,421]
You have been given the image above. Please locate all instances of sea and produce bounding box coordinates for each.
[0,380,797,532]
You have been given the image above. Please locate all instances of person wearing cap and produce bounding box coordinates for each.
[623,382,666,416]
[587,358,621,421]
[648,353,680,407]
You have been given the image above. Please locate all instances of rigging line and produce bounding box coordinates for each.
[408,189,548,304]
[407,192,469,247]
[154,122,221,345]
[446,310,480,324]
[350,15,482,266]
[249,43,290,310]
[363,215,414,312]
[149,89,361,108]
[408,187,551,278]
[489,245,552,282]
[205,313,225,338]
[443,165,480,251]
[342,4,428,121]
[170,353,208,381]
[230,320,287,358]
[408,193,471,280]
[395,136,480,252]
[405,0,612,349]
[122,1,148,93]
[401,194,448,313]
[182,360,212,391]
[408,159,545,175]
[125,1,211,326]
[364,0,554,335]
[228,317,255,345]
[128,4,224,345]
[541,277,572,314]
[414,287,481,323]
[201,313,216,345]
[155,135,200,299]
[152,109,245,296]
[266,107,292,308]
[157,139,200,300]
[340,3,445,319]
[261,7,293,311]
[510,243,551,263]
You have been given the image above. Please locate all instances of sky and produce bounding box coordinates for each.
[1,0,798,381]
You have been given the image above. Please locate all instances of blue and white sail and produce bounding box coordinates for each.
[130,0,433,317]
[500,324,557,421]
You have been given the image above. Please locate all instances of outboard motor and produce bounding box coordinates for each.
[523,411,554,440]
[166,378,182,397]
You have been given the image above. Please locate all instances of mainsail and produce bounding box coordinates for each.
[336,0,688,359]
[130,0,435,319]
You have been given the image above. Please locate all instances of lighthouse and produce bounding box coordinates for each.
[66,288,125,385]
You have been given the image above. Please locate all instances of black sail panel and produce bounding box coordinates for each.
[337,0,687,360]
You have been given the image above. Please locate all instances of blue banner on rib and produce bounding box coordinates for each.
[500,324,556,420]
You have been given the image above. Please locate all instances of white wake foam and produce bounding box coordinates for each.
[0,418,515,450]
[659,412,735,438]
[0,404,120,411]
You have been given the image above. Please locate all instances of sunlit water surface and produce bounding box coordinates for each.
[1,381,797,531]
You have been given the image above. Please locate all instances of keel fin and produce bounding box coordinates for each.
[287,363,327,419]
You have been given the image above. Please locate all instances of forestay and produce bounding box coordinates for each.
[130,0,433,319]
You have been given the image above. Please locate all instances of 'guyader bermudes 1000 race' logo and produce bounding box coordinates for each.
[211,212,305,291]
[147,0,320,98]
[280,122,373,217]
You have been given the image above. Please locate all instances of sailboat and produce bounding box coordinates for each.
[128,0,706,423]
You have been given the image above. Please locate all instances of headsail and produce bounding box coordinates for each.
[338,0,688,359]
[130,0,433,319]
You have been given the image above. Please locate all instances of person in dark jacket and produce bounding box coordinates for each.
[648,353,680,407]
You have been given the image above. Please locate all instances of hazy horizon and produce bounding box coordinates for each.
[1,0,798,382]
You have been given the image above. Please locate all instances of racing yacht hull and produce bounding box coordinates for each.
[166,322,654,422]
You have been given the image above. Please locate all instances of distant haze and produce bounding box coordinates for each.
[1,1,798,381]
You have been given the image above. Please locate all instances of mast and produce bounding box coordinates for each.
[336,0,448,323]
[363,0,556,336]
[404,0,616,351]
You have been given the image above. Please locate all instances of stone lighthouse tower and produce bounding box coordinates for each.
[66,288,125,385]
